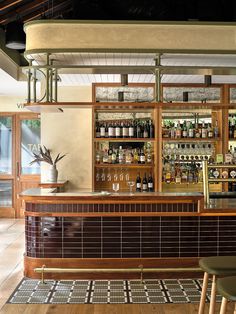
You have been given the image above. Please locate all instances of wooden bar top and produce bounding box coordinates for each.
[21,188,203,202]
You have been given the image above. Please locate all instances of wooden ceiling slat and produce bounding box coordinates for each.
[23,0,71,23]
[0,0,23,12]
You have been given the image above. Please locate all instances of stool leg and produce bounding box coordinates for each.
[209,275,216,314]
[198,272,209,314]
[219,297,227,314]
[234,302,236,314]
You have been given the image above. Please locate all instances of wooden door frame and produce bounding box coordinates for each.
[0,112,40,218]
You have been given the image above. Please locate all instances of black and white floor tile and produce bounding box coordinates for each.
[8,278,220,304]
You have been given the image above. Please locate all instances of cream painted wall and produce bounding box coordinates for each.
[41,86,93,190]
[0,96,28,112]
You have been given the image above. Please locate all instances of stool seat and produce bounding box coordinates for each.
[217,276,236,302]
[199,256,236,275]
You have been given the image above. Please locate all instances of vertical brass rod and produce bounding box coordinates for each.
[54,69,58,102]
[27,70,31,103]
[203,160,209,205]
[155,54,162,102]
[50,60,54,102]
[45,54,50,102]
[33,68,37,103]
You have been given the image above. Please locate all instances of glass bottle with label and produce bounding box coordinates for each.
[201,121,207,138]
[139,149,146,164]
[115,122,121,138]
[142,173,148,192]
[176,121,182,139]
[214,120,219,138]
[148,173,154,192]
[100,122,106,138]
[136,172,142,192]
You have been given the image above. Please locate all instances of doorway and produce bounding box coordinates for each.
[0,113,41,218]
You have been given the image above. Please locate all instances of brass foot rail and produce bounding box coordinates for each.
[34,265,202,284]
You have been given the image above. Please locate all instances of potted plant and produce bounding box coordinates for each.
[30,145,66,182]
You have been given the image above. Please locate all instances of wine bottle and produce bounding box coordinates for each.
[149,120,154,138]
[129,120,134,138]
[123,122,129,138]
[96,122,100,138]
[142,173,148,192]
[214,120,219,138]
[136,172,142,192]
[100,122,105,138]
[148,173,154,192]
[115,122,121,138]
[136,121,142,138]
[143,122,149,138]
[140,149,146,164]
[108,123,114,138]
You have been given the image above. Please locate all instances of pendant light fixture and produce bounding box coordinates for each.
[5,21,26,50]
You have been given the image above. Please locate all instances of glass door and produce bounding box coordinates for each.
[0,115,15,217]
[16,114,41,217]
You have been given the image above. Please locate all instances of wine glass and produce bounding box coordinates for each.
[127,181,135,194]
[101,168,106,181]
[112,183,120,193]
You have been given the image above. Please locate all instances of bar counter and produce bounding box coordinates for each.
[21,189,236,279]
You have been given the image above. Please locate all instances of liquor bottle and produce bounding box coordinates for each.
[195,122,201,138]
[133,148,139,164]
[108,148,113,164]
[229,117,234,139]
[123,122,129,138]
[207,123,213,138]
[136,121,142,138]
[108,123,114,138]
[233,147,236,164]
[140,149,146,164]
[96,150,101,164]
[100,122,106,138]
[149,120,154,138]
[176,121,182,139]
[182,121,187,138]
[129,120,134,138]
[175,165,181,184]
[105,123,108,138]
[234,119,236,139]
[146,148,152,163]
[188,121,194,138]
[170,123,176,139]
[148,173,154,192]
[96,122,100,138]
[102,149,109,163]
[165,163,171,184]
[111,148,117,164]
[214,120,219,138]
[142,173,148,192]
[201,121,207,138]
[115,122,121,138]
[118,146,124,164]
[136,172,142,192]
[143,122,149,138]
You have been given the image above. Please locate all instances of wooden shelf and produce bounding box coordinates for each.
[162,138,220,142]
[95,164,154,168]
[94,138,155,142]
[207,164,236,168]
[208,178,236,182]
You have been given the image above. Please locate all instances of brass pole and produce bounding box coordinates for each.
[45,54,50,102]
[33,68,37,103]
[49,60,54,102]
[27,62,32,103]
[54,69,58,102]
[155,53,162,102]
[202,160,210,204]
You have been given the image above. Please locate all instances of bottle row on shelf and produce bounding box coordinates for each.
[95,119,155,139]
[163,161,203,184]
[162,120,219,139]
[96,145,153,165]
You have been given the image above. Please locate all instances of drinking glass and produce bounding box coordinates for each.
[112,183,120,193]
[113,169,118,181]
[107,169,112,181]
[125,169,130,181]
[96,170,100,182]
[119,168,124,181]
[101,168,106,181]
[127,181,135,194]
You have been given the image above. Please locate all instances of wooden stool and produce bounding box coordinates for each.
[217,276,236,314]
[198,256,236,314]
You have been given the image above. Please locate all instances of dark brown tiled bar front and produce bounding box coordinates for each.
[21,189,236,279]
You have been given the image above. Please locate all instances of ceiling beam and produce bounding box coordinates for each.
[0,0,48,25]
[23,0,72,23]
[0,0,23,12]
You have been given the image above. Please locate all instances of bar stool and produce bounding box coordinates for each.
[198,256,236,314]
[217,276,236,314]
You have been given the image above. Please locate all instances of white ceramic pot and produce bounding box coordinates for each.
[48,165,58,182]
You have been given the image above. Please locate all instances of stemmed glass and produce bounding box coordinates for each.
[112,183,120,193]
[127,181,135,194]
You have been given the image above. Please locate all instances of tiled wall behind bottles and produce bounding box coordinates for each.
[26,215,236,259]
